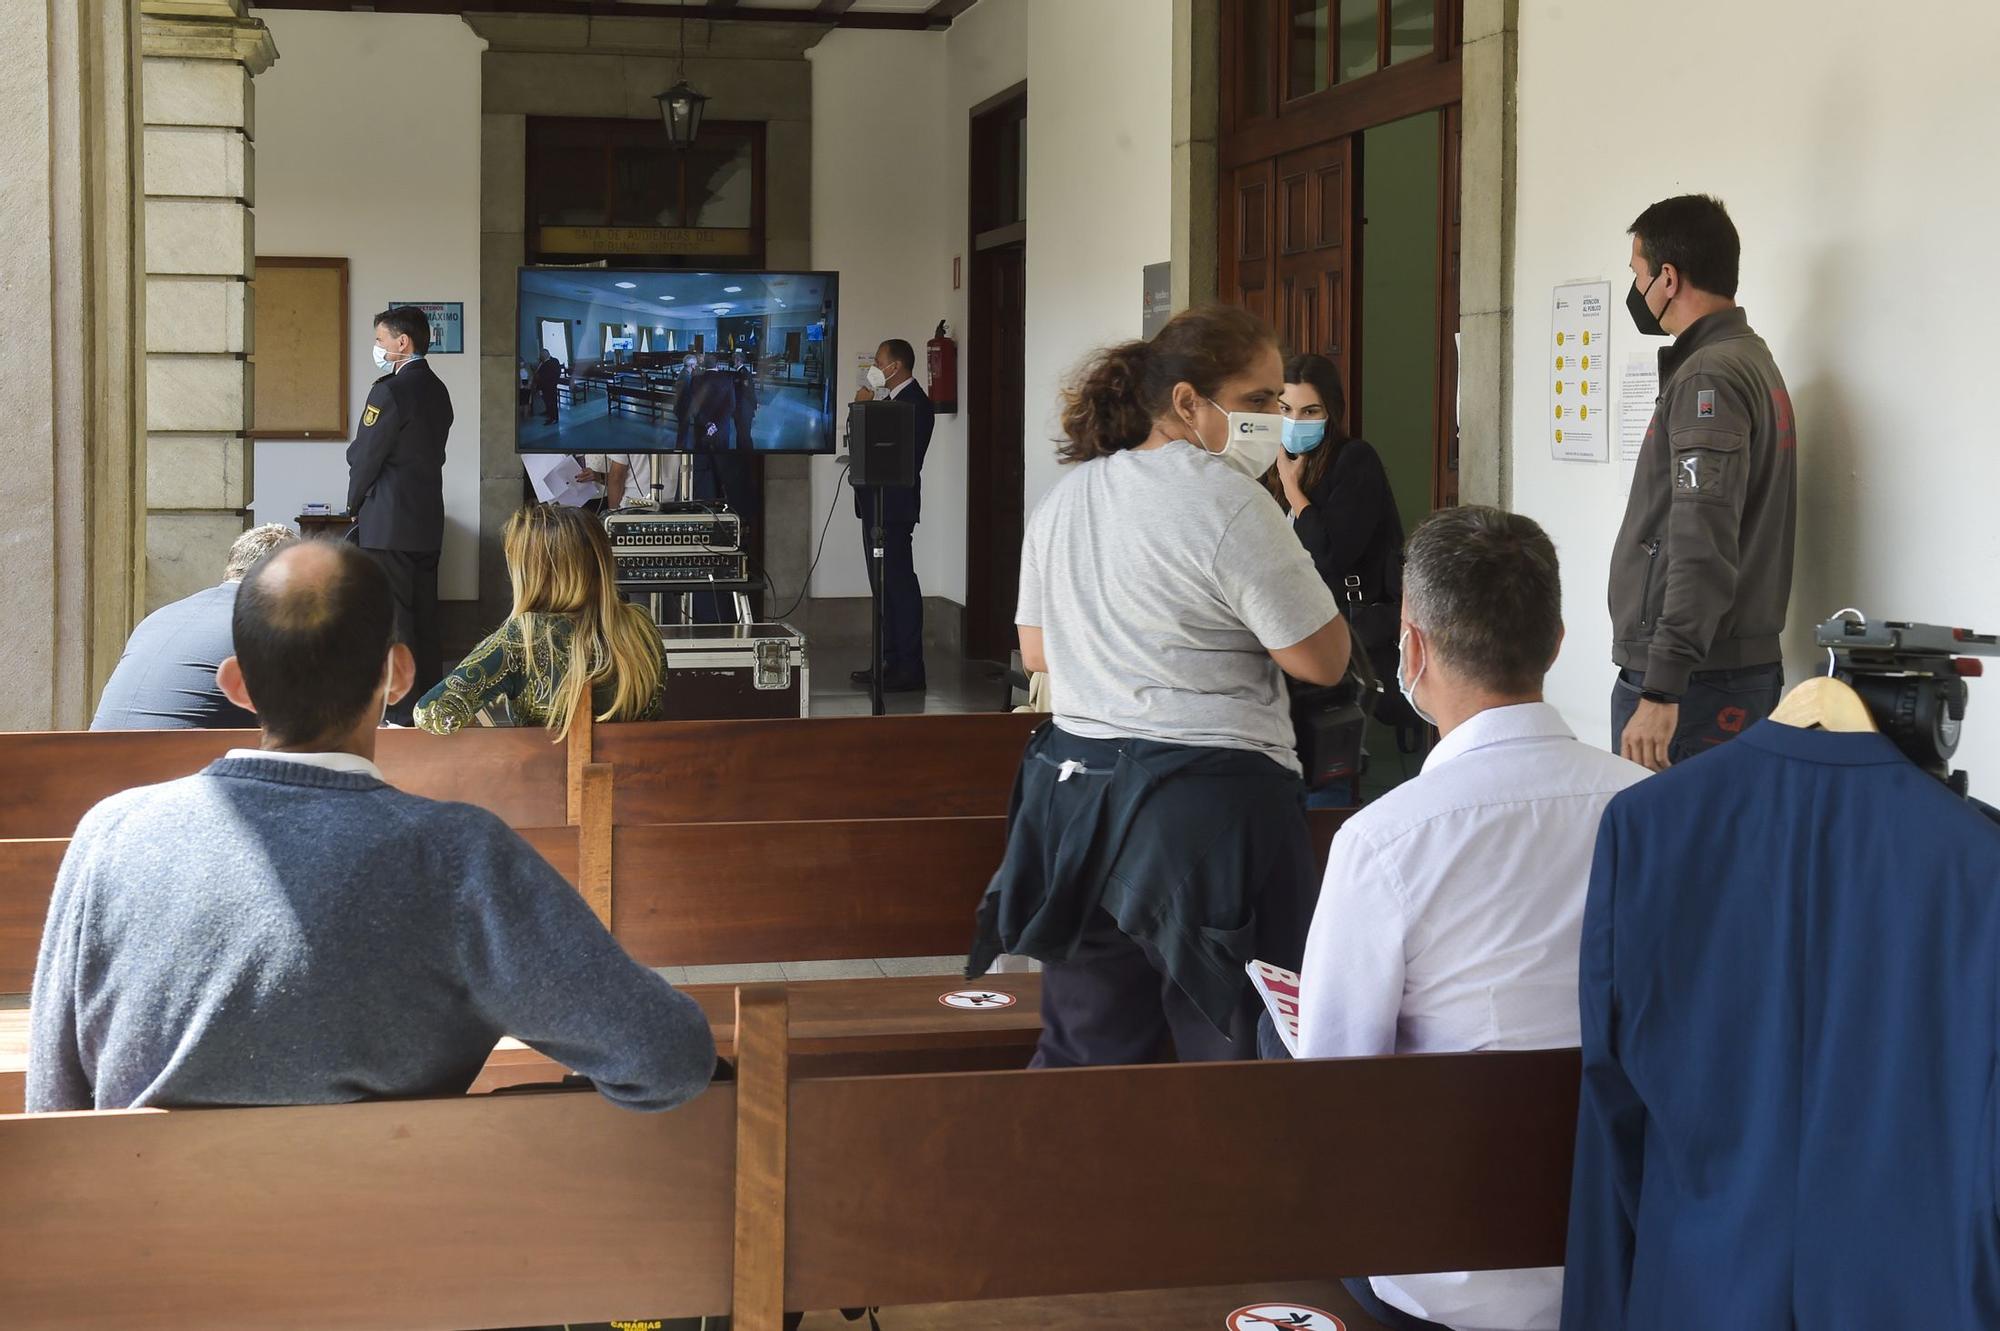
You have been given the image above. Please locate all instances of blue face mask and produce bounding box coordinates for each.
[1281,418,1327,455]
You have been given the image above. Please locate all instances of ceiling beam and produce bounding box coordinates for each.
[249,1,962,30]
[815,0,860,15]
[923,0,980,25]
[708,0,742,9]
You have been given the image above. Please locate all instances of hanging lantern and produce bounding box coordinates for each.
[655,79,708,151]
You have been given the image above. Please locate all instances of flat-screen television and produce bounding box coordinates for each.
[516,268,839,454]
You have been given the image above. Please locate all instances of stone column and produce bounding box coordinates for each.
[139,0,276,610]
[1457,0,1518,508]
[1171,0,1220,310]
[0,0,147,728]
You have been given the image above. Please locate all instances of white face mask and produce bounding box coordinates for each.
[372,344,406,373]
[1196,397,1284,480]
[1397,625,1438,728]
[865,364,889,392]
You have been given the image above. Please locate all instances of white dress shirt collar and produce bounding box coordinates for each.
[1422,699,1575,773]
[225,748,386,782]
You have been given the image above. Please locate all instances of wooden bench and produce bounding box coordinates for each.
[0,714,1353,1108]
[0,987,1583,1330]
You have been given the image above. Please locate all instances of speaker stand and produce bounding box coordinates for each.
[868,485,886,718]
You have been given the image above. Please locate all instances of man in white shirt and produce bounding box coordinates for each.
[586,452,660,508]
[1296,505,1648,1331]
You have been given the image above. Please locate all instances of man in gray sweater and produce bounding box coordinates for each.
[30,539,715,1113]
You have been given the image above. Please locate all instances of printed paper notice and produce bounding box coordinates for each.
[524,452,599,509]
[1246,960,1302,1057]
[1550,281,1612,462]
[1620,353,1660,462]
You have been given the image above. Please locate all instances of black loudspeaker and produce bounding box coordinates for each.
[848,400,916,486]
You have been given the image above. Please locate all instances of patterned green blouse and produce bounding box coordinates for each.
[413,614,666,735]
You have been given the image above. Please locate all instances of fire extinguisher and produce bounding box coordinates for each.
[927,319,958,415]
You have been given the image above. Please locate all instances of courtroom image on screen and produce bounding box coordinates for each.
[516,268,838,455]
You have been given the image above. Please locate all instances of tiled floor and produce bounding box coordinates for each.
[808,642,1012,718]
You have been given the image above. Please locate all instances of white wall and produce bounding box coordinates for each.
[1019,0,1173,511]
[807,27,956,599]
[1509,0,2000,782]
[250,10,485,599]
[921,0,1031,607]
[806,0,1171,602]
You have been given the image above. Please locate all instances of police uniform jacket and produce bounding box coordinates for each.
[346,357,454,552]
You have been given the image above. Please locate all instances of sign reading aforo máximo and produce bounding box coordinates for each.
[538,226,757,257]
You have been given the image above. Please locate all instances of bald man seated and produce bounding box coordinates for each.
[29,539,715,1114]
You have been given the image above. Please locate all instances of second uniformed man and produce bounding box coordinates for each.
[1609,194,1798,771]
[346,306,454,725]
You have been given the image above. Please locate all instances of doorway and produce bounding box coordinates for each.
[1359,111,1441,537]
[538,317,571,366]
[965,83,1028,665]
[1220,0,1463,512]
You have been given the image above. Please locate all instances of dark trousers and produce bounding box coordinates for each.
[1611,661,1784,765]
[369,547,441,725]
[1034,911,1258,1067]
[533,382,558,423]
[686,448,761,624]
[863,520,923,681]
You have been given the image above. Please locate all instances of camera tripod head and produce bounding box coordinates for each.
[1814,615,2000,796]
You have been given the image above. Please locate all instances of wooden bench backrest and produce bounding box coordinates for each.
[0,727,568,839]
[598,712,1044,823]
[0,809,1349,991]
[784,1049,1581,1310]
[0,714,1351,982]
[0,1090,737,1330]
[0,1009,1580,1331]
[0,830,578,994]
[606,807,1352,968]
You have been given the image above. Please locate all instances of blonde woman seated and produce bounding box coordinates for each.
[414,505,665,737]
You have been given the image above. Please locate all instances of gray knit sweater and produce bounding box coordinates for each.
[29,757,715,1112]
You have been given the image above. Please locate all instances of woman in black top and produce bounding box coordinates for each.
[1268,353,1413,729]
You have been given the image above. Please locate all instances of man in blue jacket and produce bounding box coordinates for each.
[850,338,936,693]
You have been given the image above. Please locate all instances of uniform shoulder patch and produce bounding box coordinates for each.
[362,404,381,428]
[1696,389,1715,418]
[1673,448,1731,501]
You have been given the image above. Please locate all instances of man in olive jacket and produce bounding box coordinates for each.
[1610,194,1797,771]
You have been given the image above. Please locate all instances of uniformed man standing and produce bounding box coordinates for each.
[347,306,453,725]
[1609,194,1797,771]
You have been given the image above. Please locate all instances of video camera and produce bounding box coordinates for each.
[1815,615,2000,796]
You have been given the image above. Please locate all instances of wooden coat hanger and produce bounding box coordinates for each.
[1769,675,1877,732]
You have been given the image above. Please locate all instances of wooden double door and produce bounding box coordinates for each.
[1222,137,1356,423]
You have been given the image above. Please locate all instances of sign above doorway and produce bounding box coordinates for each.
[538,226,757,259]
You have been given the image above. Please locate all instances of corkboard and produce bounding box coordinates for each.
[250,256,348,440]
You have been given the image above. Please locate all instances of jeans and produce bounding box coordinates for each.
[1610,662,1784,766]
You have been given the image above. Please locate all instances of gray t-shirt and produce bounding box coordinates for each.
[1016,440,1340,773]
